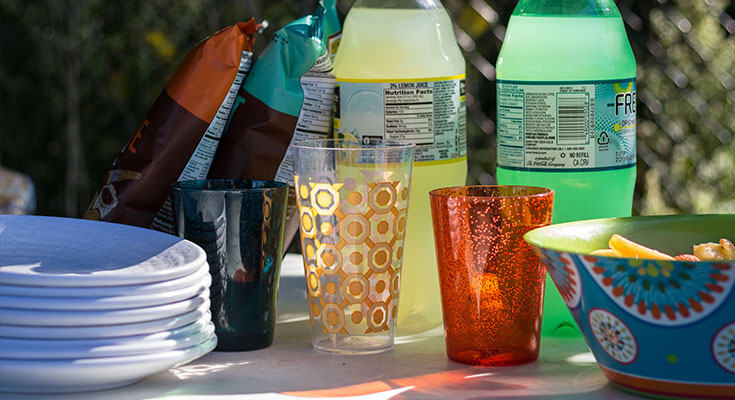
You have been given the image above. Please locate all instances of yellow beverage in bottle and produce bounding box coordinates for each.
[333,3,467,333]
[396,158,466,332]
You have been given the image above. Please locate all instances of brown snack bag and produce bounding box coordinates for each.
[85,20,258,232]
[206,6,335,252]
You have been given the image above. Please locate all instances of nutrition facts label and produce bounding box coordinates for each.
[275,52,335,183]
[384,84,434,145]
[151,50,254,234]
[496,87,524,161]
[178,50,254,181]
[496,79,637,171]
[336,76,466,163]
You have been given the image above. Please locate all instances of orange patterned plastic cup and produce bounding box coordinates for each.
[430,186,554,366]
[292,139,415,355]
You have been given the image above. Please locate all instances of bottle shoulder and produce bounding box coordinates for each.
[333,7,465,80]
[512,0,622,17]
[496,15,636,81]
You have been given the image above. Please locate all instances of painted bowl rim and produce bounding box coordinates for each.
[524,213,735,264]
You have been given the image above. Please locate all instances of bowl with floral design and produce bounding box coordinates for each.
[524,214,735,399]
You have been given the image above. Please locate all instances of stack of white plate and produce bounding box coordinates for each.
[0,215,217,393]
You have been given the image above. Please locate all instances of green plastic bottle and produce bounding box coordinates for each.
[496,0,637,336]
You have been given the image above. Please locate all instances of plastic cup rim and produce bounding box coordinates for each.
[429,185,554,200]
[171,179,288,193]
[291,138,416,151]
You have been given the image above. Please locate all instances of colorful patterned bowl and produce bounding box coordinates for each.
[524,214,735,399]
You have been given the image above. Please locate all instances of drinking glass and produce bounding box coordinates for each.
[430,185,554,366]
[291,139,415,354]
[171,179,288,351]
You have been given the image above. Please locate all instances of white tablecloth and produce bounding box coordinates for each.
[8,255,640,400]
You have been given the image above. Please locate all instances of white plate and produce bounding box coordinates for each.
[0,333,217,393]
[0,215,205,286]
[0,303,211,339]
[0,321,215,359]
[0,272,211,310]
[0,262,209,297]
[0,291,208,326]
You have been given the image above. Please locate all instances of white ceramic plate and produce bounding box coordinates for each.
[0,291,208,326]
[0,303,211,339]
[0,333,217,393]
[0,262,209,297]
[0,215,205,286]
[0,321,215,359]
[0,272,211,310]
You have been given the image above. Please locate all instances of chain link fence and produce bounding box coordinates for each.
[1,0,733,217]
[443,0,735,215]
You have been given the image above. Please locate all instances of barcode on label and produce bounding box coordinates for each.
[556,93,589,145]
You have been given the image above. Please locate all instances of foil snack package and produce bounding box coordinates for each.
[85,20,258,232]
[207,3,337,250]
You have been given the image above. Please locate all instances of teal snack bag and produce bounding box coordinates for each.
[207,3,335,182]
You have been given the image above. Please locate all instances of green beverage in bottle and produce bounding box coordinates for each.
[496,0,637,336]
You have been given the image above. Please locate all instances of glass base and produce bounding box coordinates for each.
[214,330,274,352]
[313,334,394,355]
[448,348,539,366]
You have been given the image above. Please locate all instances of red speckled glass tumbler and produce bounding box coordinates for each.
[430,186,554,366]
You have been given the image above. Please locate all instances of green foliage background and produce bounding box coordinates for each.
[1,0,733,217]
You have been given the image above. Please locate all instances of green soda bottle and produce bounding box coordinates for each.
[495,0,637,336]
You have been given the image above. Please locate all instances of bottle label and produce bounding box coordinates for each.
[327,31,341,62]
[335,75,467,164]
[496,79,636,171]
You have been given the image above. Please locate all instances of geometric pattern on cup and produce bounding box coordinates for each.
[295,175,409,335]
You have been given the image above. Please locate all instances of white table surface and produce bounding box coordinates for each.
[6,254,642,400]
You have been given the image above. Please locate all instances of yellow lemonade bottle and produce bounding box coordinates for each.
[333,0,467,333]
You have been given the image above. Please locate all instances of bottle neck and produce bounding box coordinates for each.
[512,0,620,17]
[352,0,443,10]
